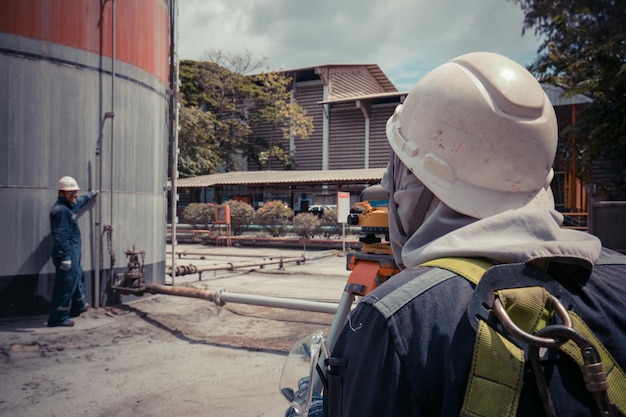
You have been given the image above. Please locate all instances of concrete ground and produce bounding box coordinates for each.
[0,245,352,417]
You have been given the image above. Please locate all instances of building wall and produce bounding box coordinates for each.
[249,75,396,171]
[369,104,396,167]
[292,81,325,170]
[329,105,366,169]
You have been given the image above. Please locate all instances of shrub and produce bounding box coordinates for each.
[223,199,254,236]
[255,200,294,237]
[181,203,215,229]
[319,208,342,238]
[293,212,321,238]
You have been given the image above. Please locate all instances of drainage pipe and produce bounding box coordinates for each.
[127,284,339,314]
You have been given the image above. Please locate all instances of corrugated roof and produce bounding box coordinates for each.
[330,69,385,100]
[285,64,397,97]
[320,84,591,106]
[319,90,407,105]
[175,168,386,188]
[542,84,593,106]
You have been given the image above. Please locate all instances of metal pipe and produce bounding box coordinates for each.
[135,284,338,314]
[167,255,306,276]
[110,0,115,234]
[166,250,302,259]
[94,0,116,309]
[94,146,101,308]
[313,290,355,393]
[168,0,180,287]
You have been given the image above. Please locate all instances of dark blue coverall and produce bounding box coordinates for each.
[322,249,626,416]
[48,194,92,326]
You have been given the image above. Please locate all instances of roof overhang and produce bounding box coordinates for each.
[173,168,386,188]
[319,90,407,105]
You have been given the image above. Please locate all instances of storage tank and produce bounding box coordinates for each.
[0,0,172,318]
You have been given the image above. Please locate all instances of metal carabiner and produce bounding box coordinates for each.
[492,292,572,348]
[531,325,617,417]
[493,293,616,417]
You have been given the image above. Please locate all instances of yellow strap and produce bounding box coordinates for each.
[462,287,552,417]
[497,287,555,335]
[420,257,493,285]
[421,258,626,416]
[461,320,524,417]
[558,312,626,415]
[420,258,523,417]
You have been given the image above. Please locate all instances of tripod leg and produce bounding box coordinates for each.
[312,291,355,394]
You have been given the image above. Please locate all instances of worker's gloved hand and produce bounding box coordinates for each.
[60,260,72,271]
[88,190,99,199]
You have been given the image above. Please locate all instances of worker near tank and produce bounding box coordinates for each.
[323,53,626,416]
[47,176,98,327]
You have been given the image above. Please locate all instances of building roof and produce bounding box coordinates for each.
[284,64,398,100]
[319,90,407,105]
[541,84,593,106]
[175,168,386,188]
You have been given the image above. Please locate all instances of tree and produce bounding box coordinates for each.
[251,71,314,170]
[178,59,258,175]
[510,0,626,198]
[177,52,314,174]
[177,106,220,178]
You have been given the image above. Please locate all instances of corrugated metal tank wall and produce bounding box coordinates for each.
[0,0,170,318]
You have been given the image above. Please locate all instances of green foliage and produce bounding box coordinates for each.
[511,0,626,198]
[248,71,314,170]
[292,212,321,238]
[178,59,259,175]
[181,203,215,229]
[178,106,221,178]
[223,199,255,236]
[254,200,294,237]
[319,208,342,238]
[177,54,314,176]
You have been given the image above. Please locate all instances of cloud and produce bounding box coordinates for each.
[177,0,542,91]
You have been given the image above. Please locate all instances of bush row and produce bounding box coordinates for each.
[181,200,343,238]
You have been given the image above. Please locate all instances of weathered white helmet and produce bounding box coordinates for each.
[386,52,557,219]
[57,176,80,191]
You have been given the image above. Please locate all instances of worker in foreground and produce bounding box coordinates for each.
[47,176,98,327]
[323,52,626,416]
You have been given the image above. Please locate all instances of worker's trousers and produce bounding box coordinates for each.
[48,263,86,325]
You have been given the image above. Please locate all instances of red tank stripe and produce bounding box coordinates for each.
[0,0,170,83]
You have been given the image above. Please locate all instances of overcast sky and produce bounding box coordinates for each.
[177,0,542,92]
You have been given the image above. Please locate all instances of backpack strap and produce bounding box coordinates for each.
[421,258,525,417]
[419,257,493,286]
[558,312,626,416]
[421,257,626,417]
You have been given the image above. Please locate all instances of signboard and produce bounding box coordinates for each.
[337,192,350,224]
[215,205,231,224]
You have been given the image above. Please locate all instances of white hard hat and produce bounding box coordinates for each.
[57,176,80,191]
[386,52,557,219]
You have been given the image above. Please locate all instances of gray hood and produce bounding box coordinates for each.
[400,204,602,269]
[382,155,602,271]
